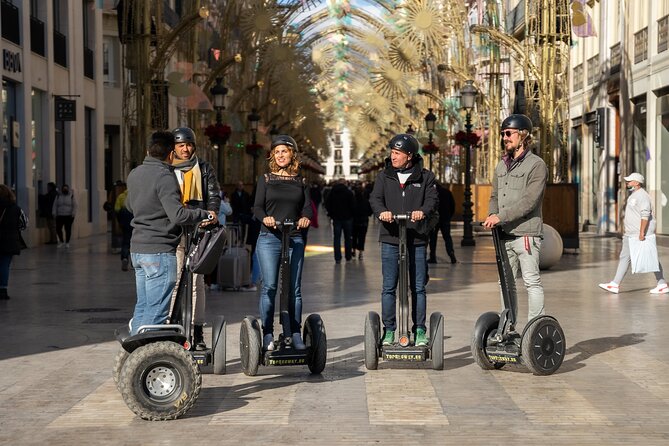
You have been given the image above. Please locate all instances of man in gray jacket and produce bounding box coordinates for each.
[125,131,216,336]
[483,114,547,324]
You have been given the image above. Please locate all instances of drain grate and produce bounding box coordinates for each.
[66,308,120,313]
[82,317,129,324]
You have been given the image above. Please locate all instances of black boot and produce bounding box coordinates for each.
[193,325,206,350]
[0,288,8,300]
[448,252,457,264]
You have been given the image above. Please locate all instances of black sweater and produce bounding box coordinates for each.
[253,173,313,237]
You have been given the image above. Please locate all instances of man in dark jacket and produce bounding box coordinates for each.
[170,127,221,348]
[325,179,355,263]
[125,131,216,336]
[429,182,457,264]
[369,133,438,347]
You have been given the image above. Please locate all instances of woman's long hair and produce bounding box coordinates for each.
[0,184,17,205]
[268,145,300,175]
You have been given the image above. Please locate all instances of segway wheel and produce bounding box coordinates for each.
[212,316,226,375]
[240,317,261,376]
[364,312,381,370]
[118,341,201,421]
[112,347,129,389]
[305,314,327,374]
[521,316,566,376]
[471,311,505,370]
[429,312,444,370]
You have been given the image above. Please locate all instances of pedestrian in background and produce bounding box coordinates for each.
[0,184,27,300]
[52,184,77,248]
[429,182,457,264]
[599,172,669,295]
[325,179,355,263]
[114,184,133,271]
[39,182,58,244]
[352,182,373,260]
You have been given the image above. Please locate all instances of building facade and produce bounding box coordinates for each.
[1,0,106,244]
[570,0,669,234]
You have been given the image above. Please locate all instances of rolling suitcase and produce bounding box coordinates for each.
[217,224,251,290]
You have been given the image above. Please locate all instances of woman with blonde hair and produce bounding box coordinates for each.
[253,135,313,351]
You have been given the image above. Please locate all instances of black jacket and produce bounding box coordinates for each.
[195,159,221,213]
[325,183,355,220]
[369,154,438,245]
[0,201,23,255]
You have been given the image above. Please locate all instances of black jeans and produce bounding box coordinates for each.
[55,216,75,243]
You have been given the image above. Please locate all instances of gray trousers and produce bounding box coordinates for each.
[500,236,545,322]
[170,237,206,325]
[613,236,666,286]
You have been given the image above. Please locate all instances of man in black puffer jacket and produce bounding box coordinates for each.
[369,133,438,348]
[170,127,221,349]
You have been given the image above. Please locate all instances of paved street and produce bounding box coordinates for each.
[2,217,669,445]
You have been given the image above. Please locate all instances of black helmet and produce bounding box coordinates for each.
[501,114,533,132]
[173,127,196,146]
[388,133,419,155]
[271,134,298,151]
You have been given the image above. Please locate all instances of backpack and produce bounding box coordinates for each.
[187,224,227,275]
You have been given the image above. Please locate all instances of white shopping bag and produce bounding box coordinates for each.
[629,234,660,274]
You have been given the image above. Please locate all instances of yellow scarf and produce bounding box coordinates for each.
[174,161,203,204]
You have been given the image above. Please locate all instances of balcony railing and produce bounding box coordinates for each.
[30,16,45,56]
[84,47,94,79]
[1,0,21,45]
[53,30,67,67]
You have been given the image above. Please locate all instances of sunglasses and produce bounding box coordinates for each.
[500,130,519,137]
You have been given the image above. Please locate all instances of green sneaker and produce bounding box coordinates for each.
[382,330,395,345]
[415,328,428,346]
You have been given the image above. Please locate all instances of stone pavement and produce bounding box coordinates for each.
[2,218,669,445]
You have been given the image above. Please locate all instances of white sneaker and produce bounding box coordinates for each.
[65,243,70,249]
[598,282,619,294]
[649,284,669,294]
[57,242,64,248]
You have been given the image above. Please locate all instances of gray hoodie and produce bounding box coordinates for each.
[126,156,209,254]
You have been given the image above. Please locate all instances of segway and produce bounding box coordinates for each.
[470,226,565,375]
[239,219,327,376]
[112,220,227,420]
[364,214,444,371]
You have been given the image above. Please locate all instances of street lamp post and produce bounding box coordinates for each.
[424,107,437,170]
[460,80,478,247]
[247,108,261,183]
[210,77,228,180]
[406,124,415,135]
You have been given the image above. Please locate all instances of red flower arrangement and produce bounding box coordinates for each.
[453,130,480,147]
[421,141,440,154]
[204,123,231,145]
[245,142,264,157]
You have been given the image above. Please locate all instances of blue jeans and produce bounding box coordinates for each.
[333,218,353,261]
[0,254,13,288]
[256,231,305,335]
[130,252,177,335]
[381,242,427,332]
